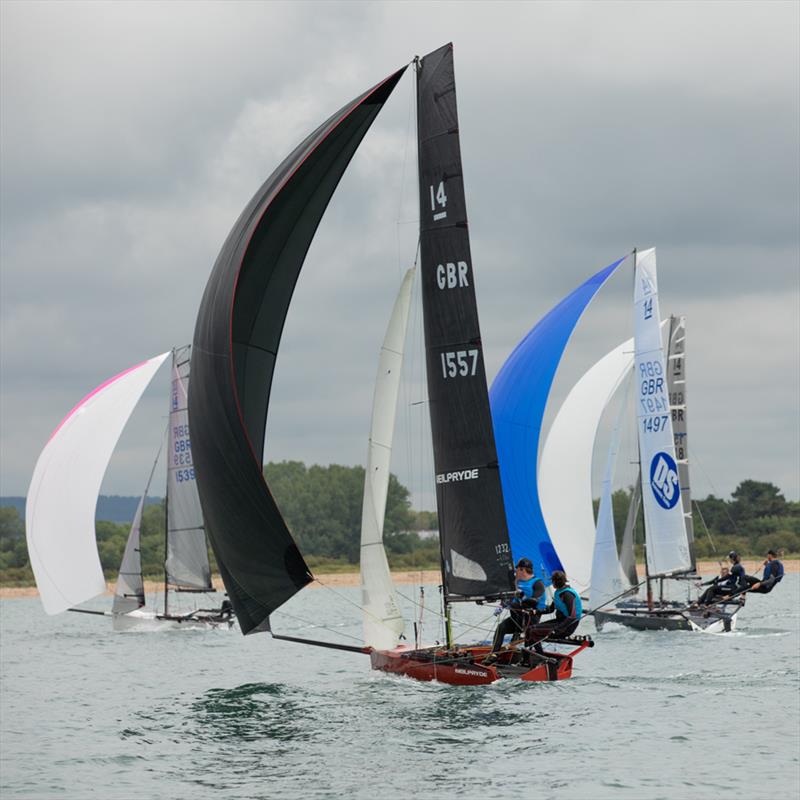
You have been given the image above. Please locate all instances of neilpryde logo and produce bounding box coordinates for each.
[650,451,680,510]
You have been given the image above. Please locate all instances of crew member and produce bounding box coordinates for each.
[487,558,545,655]
[697,566,735,606]
[726,551,747,594]
[745,550,784,594]
[526,570,582,644]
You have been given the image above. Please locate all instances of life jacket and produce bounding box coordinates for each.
[516,576,546,610]
[765,560,784,582]
[553,586,582,619]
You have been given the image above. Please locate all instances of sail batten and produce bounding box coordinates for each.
[189,66,406,634]
[417,43,513,600]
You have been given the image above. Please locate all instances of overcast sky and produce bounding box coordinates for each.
[2,0,798,510]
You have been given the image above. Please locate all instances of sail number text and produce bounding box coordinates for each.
[436,261,470,290]
[639,359,668,416]
[441,349,479,379]
[430,181,447,221]
[172,423,195,477]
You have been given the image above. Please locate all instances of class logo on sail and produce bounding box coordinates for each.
[649,451,680,510]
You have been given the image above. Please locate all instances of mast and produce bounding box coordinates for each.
[415,43,514,613]
[163,349,171,617]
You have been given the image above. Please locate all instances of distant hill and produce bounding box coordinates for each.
[1,496,163,524]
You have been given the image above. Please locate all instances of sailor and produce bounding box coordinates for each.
[697,565,736,605]
[487,558,545,655]
[526,570,582,643]
[745,550,784,594]
[726,551,748,594]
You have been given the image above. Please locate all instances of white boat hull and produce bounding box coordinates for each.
[111,608,234,632]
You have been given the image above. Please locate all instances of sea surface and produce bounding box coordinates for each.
[1,577,798,800]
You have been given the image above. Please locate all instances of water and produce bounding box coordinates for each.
[2,577,798,799]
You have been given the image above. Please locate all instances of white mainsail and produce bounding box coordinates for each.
[540,338,634,594]
[26,352,170,615]
[165,347,211,591]
[633,249,691,575]
[360,268,414,649]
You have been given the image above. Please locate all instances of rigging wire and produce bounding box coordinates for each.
[687,446,743,536]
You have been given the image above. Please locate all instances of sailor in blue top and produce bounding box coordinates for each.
[525,570,582,645]
[745,550,784,594]
[726,551,748,593]
[487,558,545,655]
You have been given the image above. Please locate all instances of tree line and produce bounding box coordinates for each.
[1,467,797,586]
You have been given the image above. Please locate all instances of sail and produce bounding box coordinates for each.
[26,352,170,615]
[360,268,414,649]
[188,65,406,634]
[667,315,696,571]
[633,249,691,575]
[491,257,626,581]
[165,347,212,591]
[416,43,513,600]
[619,476,641,586]
[112,494,147,614]
[588,364,634,607]
[540,337,634,594]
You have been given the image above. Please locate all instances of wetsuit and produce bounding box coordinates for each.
[526,586,582,644]
[729,562,747,593]
[491,577,545,652]
[745,559,784,594]
[698,575,736,605]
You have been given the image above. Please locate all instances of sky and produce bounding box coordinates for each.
[1,0,798,511]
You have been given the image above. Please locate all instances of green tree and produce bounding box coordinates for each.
[730,480,787,522]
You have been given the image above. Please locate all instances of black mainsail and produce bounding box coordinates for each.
[416,44,514,601]
[189,67,406,634]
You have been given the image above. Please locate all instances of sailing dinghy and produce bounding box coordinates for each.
[187,44,592,685]
[26,347,234,631]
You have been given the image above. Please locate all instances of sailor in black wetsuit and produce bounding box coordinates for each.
[727,551,748,594]
[487,558,545,655]
[526,570,582,644]
[697,566,736,605]
[745,550,784,594]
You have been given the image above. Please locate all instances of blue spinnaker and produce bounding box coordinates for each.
[490,257,627,581]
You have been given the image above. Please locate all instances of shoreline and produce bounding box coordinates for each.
[1,559,796,599]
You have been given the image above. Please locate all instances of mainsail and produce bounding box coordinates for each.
[188,65,406,634]
[667,315,696,571]
[165,347,212,591]
[360,269,414,649]
[417,43,513,600]
[633,249,691,576]
[619,477,641,586]
[491,258,626,579]
[26,352,170,615]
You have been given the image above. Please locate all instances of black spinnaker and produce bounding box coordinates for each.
[416,44,515,602]
[188,66,406,634]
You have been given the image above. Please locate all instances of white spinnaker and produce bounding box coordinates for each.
[26,352,170,615]
[360,268,414,649]
[634,249,691,575]
[589,369,634,608]
[540,338,634,594]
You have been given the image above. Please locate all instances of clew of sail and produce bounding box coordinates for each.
[491,258,626,581]
[634,249,691,576]
[188,65,407,634]
[26,352,170,615]
[360,268,415,649]
[417,43,513,600]
[165,347,212,591]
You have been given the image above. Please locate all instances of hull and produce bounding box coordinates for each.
[595,602,740,634]
[370,639,592,686]
[112,608,236,633]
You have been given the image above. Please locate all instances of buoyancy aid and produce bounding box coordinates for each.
[553,586,582,618]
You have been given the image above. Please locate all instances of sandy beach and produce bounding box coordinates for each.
[1,559,796,599]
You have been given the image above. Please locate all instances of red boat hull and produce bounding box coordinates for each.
[370,642,587,686]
